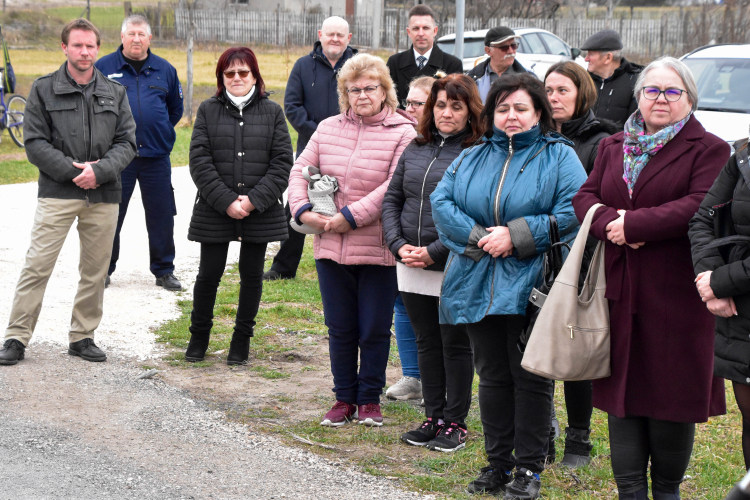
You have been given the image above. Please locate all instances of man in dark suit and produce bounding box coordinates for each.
[386,4,463,106]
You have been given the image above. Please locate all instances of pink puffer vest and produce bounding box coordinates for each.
[288,106,417,266]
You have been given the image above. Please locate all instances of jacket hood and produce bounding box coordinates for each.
[344,106,417,127]
[562,110,621,140]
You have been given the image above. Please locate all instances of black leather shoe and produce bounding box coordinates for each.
[155,273,182,291]
[68,338,107,362]
[0,339,25,365]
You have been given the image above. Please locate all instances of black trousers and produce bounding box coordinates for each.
[190,242,267,338]
[609,414,695,497]
[400,292,473,425]
[269,202,306,278]
[467,314,553,474]
[564,380,593,430]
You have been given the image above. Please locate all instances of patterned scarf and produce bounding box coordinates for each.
[622,110,691,198]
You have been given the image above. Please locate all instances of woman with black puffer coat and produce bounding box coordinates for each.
[544,61,619,468]
[185,47,293,366]
[690,138,750,473]
[382,73,485,453]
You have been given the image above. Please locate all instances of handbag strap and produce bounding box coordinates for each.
[553,203,604,288]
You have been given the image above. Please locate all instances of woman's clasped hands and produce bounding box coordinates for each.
[398,244,435,268]
[478,226,514,258]
[695,270,738,317]
[605,209,645,250]
[298,211,353,234]
[225,195,256,220]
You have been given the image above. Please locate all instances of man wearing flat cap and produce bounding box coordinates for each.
[581,29,642,127]
[467,26,530,104]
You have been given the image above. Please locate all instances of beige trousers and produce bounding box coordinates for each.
[5,198,118,346]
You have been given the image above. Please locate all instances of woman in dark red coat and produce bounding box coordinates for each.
[572,57,729,500]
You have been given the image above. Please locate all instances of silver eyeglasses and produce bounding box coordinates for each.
[347,85,381,96]
[402,100,426,109]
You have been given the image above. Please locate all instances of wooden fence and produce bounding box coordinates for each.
[175,8,750,58]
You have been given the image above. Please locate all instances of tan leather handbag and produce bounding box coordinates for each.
[521,203,610,381]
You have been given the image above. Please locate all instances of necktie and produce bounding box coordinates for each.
[417,56,426,70]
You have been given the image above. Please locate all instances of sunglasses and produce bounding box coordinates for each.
[224,69,251,79]
[493,42,519,52]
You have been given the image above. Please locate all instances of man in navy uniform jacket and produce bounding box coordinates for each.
[96,14,184,291]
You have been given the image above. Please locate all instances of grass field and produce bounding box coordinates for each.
[152,241,748,500]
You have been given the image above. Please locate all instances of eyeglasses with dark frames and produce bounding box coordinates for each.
[347,85,381,96]
[224,69,251,79]
[641,87,686,102]
[402,100,426,109]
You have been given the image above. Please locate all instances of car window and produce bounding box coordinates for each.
[539,33,571,57]
[437,39,487,59]
[522,33,547,55]
[683,57,750,113]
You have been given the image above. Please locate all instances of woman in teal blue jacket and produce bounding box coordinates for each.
[431,73,586,499]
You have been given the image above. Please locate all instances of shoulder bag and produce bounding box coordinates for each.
[521,203,610,381]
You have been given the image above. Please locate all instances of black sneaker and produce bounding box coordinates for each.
[504,468,541,499]
[467,466,511,495]
[400,418,443,446]
[155,273,182,291]
[426,422,467,452]
[68,338,107,362]
[105,275,111,288]
[0,339,25,365]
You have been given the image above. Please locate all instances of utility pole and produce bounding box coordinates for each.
[371,0,383,49]
[186,1,196,125]
[455,0,465,61]
[86,0,90,20]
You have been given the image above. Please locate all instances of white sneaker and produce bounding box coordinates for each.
[385,376,422,400]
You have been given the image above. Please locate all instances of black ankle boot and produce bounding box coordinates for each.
[185,331,210,362]
[652,487,679,500]
[561,427,593,468]
[226,332,251,365]
[619,486,649,500]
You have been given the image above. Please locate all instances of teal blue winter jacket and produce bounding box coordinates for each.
[431,125,587,325]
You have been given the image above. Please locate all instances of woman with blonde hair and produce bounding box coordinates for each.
[288,53,417,427]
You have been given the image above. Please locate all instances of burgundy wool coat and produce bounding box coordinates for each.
[572,115,729,423]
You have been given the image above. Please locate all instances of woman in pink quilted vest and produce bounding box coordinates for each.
[288,53,417,427]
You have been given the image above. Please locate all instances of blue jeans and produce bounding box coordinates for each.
[316,259,398,405]
[109,156,176,278]
[394,294,420,379]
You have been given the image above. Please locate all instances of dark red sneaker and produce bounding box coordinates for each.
[357,403,383,427]
[320,401,356,427]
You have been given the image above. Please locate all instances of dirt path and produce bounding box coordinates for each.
[0,344,422,500]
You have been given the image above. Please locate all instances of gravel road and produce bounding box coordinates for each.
[0,169,426,499]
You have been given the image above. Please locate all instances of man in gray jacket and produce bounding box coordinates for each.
[0,19,136,366]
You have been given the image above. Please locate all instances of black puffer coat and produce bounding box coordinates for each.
[689,140,750,384]
[382,129,470,271]
[562,110,620,174]
[188,91,293,244]
[590,58,643,128]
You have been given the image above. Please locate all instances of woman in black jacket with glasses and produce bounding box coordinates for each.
[382,73,484,452]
